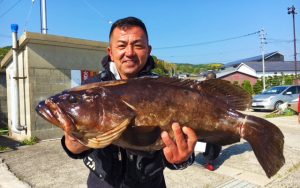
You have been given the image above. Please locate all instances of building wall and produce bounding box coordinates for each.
[27,42,107,140]
[221,72,257,85]
[256,71,296,77]
[0,72,7,128]
[266,53,284,61]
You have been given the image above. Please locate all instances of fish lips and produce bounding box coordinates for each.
[36,100,61,127]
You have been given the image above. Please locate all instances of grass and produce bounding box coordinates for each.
[0,128,9,136]
[0,146,10,151]
[265,108,297,118]
[20,136,39,146]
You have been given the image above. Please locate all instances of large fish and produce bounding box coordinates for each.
[36,76,284,178]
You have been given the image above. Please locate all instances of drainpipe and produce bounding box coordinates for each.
[10,24,25,133]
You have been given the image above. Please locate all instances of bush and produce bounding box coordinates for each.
[253,80,263,94]
[242,80,253,95]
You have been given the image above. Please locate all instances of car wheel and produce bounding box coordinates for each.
[274,101,283,110]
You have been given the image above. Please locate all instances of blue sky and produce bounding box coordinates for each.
[0,0,299,64]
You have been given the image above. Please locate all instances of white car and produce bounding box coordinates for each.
[252,85,300,111]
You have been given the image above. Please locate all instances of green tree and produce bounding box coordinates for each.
[284,75,293,85]
[253,80,263,94]
[0,46,11,61]
[242,80,253,95]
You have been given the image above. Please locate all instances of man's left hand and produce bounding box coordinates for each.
[161,122,197,164]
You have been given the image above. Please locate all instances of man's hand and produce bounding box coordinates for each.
[64,132,90,154]
[161,122,197,164]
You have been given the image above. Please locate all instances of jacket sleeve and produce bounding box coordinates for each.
[61,135,93,159]
[163,152,195,170]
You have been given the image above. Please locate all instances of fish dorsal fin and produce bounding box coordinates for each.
[69,80,128,92]
[143,76,251,110]
[198,79,252,110]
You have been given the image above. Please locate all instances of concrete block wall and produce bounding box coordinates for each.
[0,72,7,128]
[30,68,71,139]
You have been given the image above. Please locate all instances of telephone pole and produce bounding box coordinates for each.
[40,0,47,34]
[288,5,297,79]
[260,29,266,91]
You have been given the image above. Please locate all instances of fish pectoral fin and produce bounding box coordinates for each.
[122,100,137,111]
[84,118,131,148]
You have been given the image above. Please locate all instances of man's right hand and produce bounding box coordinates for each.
[64,132,90,154]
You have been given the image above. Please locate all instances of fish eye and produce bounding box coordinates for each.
[68,95,78,103]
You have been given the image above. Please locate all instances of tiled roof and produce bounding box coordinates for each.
[224,51,281,67]
[245,61,300,72]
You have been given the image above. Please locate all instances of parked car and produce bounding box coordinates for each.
[252,85,300,111]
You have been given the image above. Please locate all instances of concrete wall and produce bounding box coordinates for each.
[0,72,7,128]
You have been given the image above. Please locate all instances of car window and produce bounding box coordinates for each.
[285,86,297,94]
[262,86,288,94]
[297,86,300,94]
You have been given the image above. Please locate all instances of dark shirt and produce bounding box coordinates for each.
[61,56,194,188]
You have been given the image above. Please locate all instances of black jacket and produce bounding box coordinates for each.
[61,56,194,188]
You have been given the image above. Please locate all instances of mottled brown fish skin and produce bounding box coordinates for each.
[36,77,284,178]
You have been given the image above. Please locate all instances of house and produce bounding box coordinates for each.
[217,63,258,85]
[220,51,300,84]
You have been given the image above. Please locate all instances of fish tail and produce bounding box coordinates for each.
[241,115,285,178]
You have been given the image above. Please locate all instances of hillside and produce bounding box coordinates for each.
[0,46,11,61]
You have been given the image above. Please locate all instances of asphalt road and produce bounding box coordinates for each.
[0,110,300,188]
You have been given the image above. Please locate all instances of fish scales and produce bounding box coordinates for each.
[36,76,285,178]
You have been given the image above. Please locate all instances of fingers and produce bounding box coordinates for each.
[182,126,198,151]
[172,123,188,152]
[161,131,177,162]
[64,132,90,154]
[161,122,197,164]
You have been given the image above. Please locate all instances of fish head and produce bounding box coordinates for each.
[36,86,136,148]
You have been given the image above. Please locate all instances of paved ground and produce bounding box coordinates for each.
[0,110,300,188]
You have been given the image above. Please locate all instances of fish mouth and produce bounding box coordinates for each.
[35,99,73,132]
[83,118,131,148]
[36,100,61,126]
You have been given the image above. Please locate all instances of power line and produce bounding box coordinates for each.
[82,0,112,24]
[154,31,260,50]
[23,0,36,32]
[0,0,23,18]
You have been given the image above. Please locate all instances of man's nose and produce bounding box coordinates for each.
[125,45,135,56]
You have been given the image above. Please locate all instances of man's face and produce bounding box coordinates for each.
[107,26,152,79]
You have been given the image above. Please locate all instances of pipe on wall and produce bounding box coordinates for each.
[10,24,25,133]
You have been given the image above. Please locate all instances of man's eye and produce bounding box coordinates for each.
[117,45,126,48]
[68,95,78,103]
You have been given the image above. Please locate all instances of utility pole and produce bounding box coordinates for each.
[288,5,297,80]
[260,29,266,91]
[40,0,47,34]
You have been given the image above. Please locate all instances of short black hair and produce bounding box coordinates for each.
[109,17,149,42]
[206,72,216,80]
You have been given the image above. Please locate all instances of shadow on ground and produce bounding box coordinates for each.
[195,142,252,169]
[0,135,21,150]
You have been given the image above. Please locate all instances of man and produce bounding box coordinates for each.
[202,72,222,171]
[62,17,198,188]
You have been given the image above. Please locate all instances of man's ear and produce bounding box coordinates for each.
[107,47,113,61]
[148,45,152,55]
